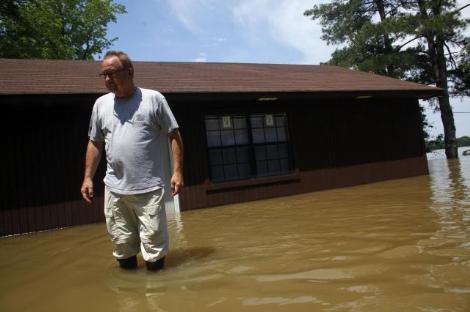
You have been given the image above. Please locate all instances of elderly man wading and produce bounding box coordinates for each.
[81,51,184,271]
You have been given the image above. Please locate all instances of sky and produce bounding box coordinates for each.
[106,0,470,138]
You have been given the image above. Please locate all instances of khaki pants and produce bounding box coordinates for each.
[104,187,168,262]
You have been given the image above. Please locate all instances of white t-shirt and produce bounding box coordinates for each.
[88,87,179,195]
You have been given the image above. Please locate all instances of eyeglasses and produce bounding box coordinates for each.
[99,68,126,78]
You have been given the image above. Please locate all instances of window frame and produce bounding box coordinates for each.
[204,112,295,183]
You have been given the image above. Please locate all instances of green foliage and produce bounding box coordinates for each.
[426,135,470,151]
[305,0,469,158]
[0,0,126,60]
[305,0,470,91]
[418,103,431,142]
[0,1,28,20]
[426,134,445,150]
[451,39,470,96]
[458,135,470,147]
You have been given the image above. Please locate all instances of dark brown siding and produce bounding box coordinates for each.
[1,94,106,236]
[171,95,427,211]
[1,93,427,236]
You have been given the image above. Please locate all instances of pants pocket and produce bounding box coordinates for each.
[139,189,167,243]
[104,188,117,239]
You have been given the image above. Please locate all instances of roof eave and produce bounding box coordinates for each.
[0,88,443,99]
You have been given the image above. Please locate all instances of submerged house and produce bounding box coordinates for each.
[0,59,441,236]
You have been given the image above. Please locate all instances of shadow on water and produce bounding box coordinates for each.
[165,246,216,268]
[106,247,217,312]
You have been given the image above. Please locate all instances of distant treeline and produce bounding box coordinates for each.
[426,136,470,151]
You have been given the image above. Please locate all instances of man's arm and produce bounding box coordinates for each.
[168,129,184,196]
[81,140,104,203]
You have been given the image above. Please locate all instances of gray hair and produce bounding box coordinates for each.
[103,50,134,76]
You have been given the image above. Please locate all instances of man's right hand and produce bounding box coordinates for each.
[81,178,94,203]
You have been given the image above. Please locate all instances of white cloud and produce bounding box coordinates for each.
[193,52,208,62]
[232,0,333,64]
[165,0,220,34]
[165,0,333,64]
[165,0,209,33]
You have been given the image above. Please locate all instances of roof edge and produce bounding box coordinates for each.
[0,88,443,99]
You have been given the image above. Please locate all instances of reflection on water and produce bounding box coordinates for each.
[1,153,470,311]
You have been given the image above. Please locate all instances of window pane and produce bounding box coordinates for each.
[280,159,290,172]
[275,115,286,127]
[223,148,236,164]
[221,130,235,146]
[234,129,249,145]
[266,144,279,160]
[211,165,224,181]
[221,116,233,129]
[268,159,281,173]
[206,113,292,182]
[205,118,220,131]
[252,129,265,143]
[277,127,287,141]
[265,128,277,142]
[265,114,274,127]
[237,163,251,178]
[234,117,247,129]
[250,116,263,128]
[256,160,268,176]
[209,149,223,165]
[207,131,221,147]
[236,146,250,163]
[224,165,238,180]
[255,146,266,161]
[278,143,288,158]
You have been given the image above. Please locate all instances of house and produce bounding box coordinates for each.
[0,59,442,236]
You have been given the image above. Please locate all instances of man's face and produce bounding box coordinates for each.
[100,56,131,94]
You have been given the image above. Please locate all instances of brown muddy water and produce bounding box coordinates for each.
[1,153,470,312]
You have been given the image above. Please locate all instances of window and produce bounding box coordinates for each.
[205,113,294,182]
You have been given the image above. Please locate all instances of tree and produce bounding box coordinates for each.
[305,0,470,159]
[452,38,470,96]
[0,1,28,20]
[458,135,470,146]
[0,0,126,60]
[426,133,445,150]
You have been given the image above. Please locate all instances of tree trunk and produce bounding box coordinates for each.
[419,0,458,159]
[374,0,396,76]
[435,39,458,158]
[438,95,458,158]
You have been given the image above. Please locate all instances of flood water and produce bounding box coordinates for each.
[1,151,470,311]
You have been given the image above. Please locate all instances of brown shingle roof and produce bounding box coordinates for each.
[0,58,441,97]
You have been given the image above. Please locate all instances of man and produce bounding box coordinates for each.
[81,51,184,271]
